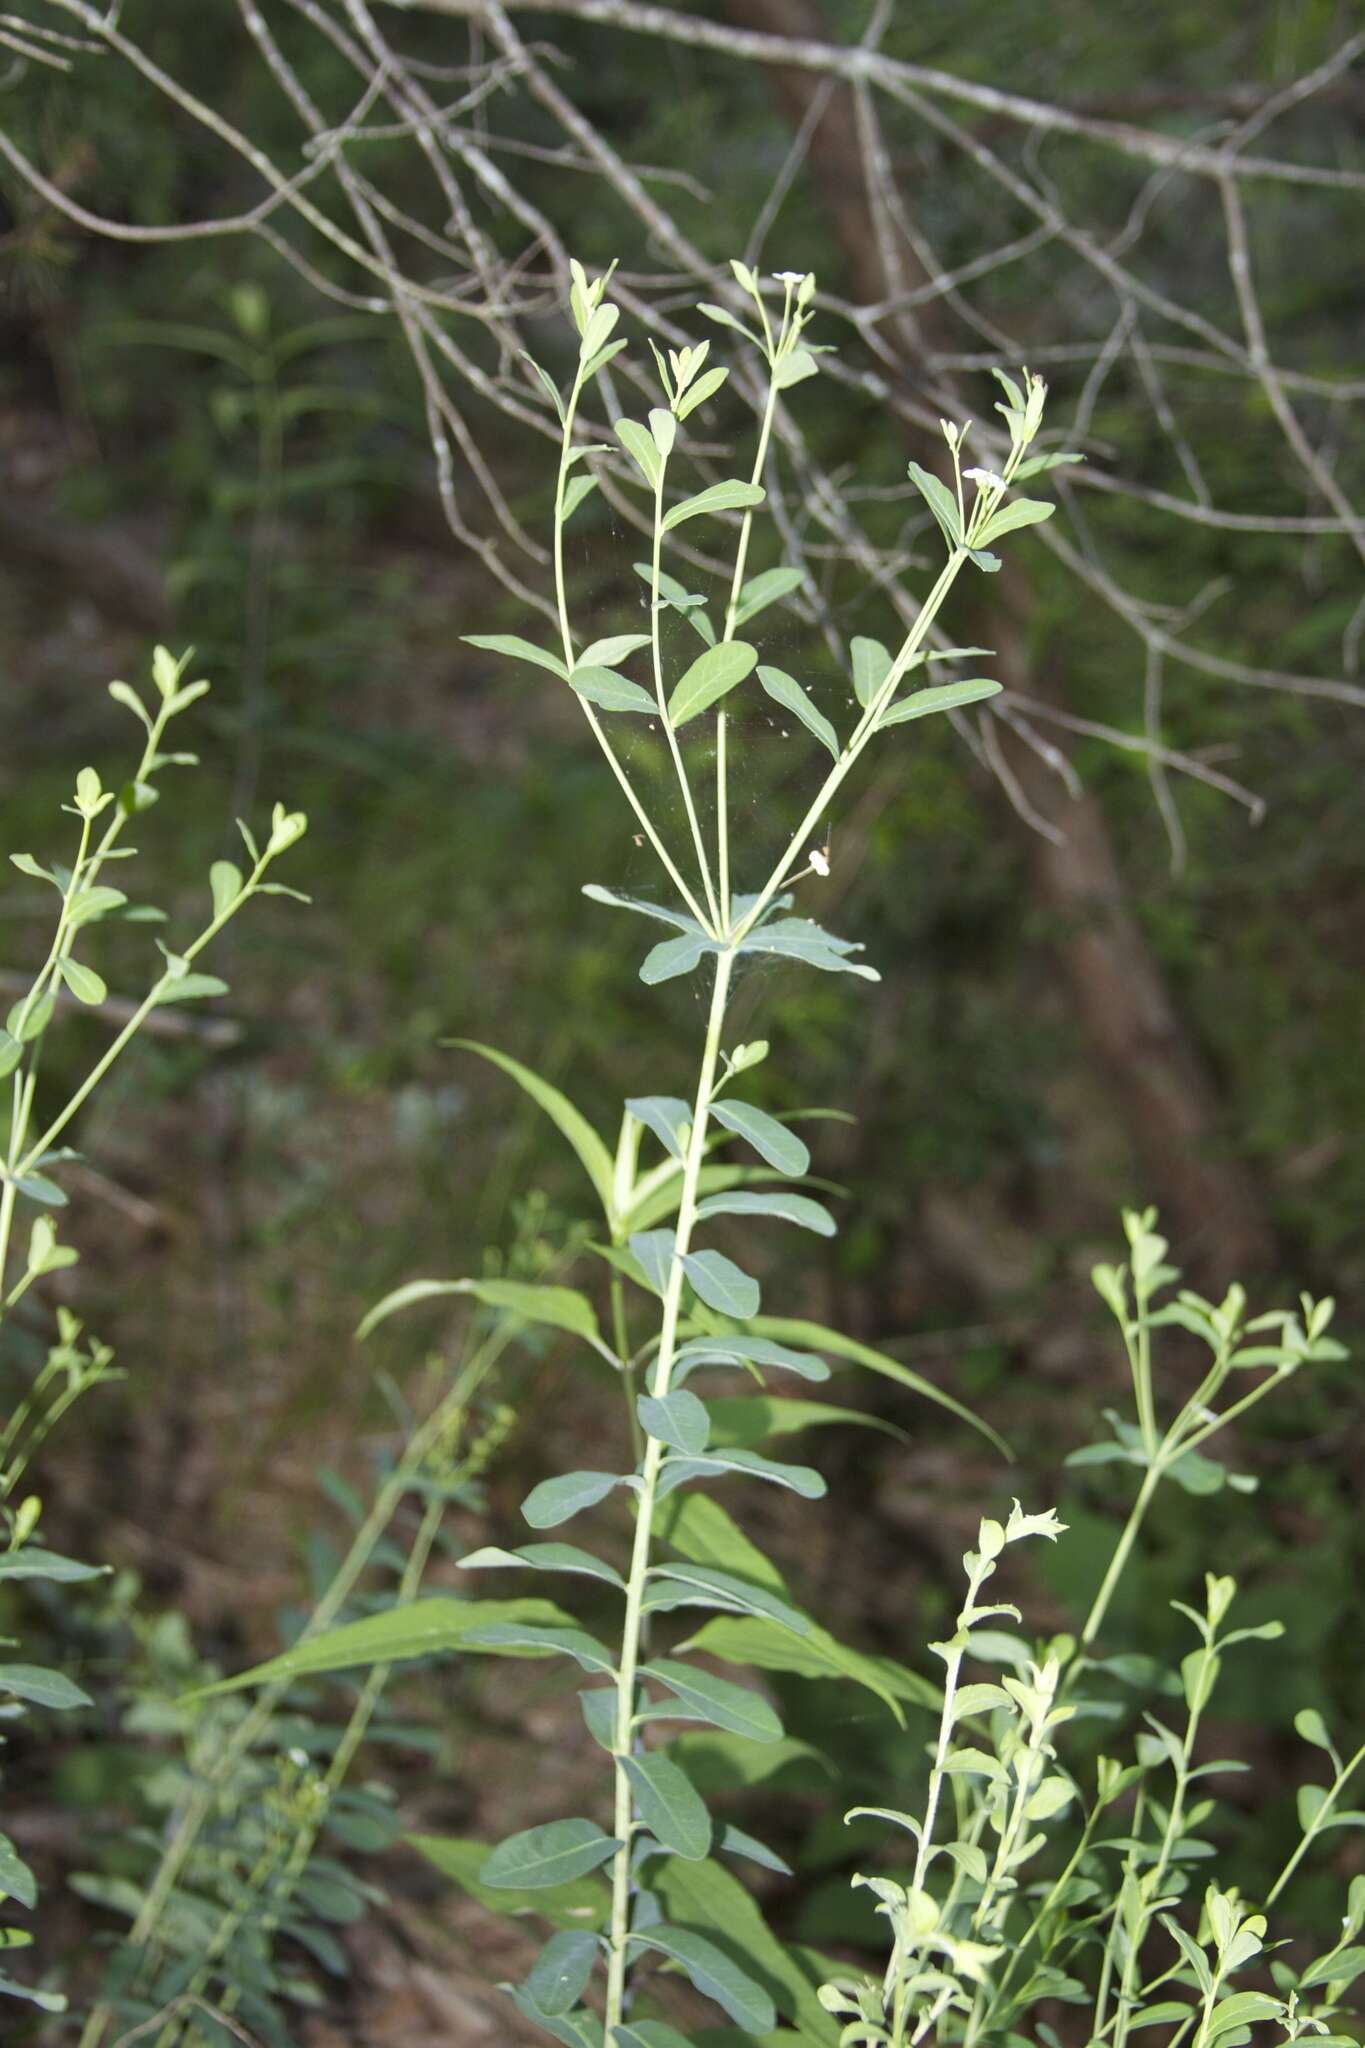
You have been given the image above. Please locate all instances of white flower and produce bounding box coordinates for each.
[809,847,830,877]
[773,270,807,286]
[963,466,1006,492]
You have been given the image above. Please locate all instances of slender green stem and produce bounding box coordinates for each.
[649,457,720,928]
[604,948,734,2033]
[1266,1740,1365,1906]
[551,363,713,932]
[733,548,968,945]
[1078,1462,1162,1652]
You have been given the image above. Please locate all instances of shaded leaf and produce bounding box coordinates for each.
[623,1753,712,1860]
[484,1820,622,1891]
[757,665,839,759]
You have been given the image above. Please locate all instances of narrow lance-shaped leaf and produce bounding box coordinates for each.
[569,668,658,715]
[667,641,757,726]
[357,1277,604,1350]
[758,665,840,761]
[662,480,765,531]
[482,1819,622,1890]
[185,1596,579,1698]
[443,1040,616,1219]
[462,634,568,679]
[627,1926,776,2034]
[878,679,1002,728]
[644,1657,785,1742]
[710,1100,810,1177]
[907,460,962,549]
[746,1313,1010,1456]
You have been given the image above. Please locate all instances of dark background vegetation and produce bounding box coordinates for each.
[1,0,1362,2036]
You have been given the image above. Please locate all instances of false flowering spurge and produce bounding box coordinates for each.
[0,648,307,2013]
[819,1237,1359,2048]
[469,259,1069,2043]
[246,255,1069,2044]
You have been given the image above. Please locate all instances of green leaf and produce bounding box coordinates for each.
[0,1032,22,1080]
[757,666,839,760]
[629,1228,677,1296]
[668,642,758,727]
[582,883,705,936]
[461,1623,617,1676]
[623,1753,712,1860]
[0,1549,103,1584]
[745,1315,1009,1456]
[463,633,568,679]
[975,497,1056,544]
[851,637,892,709]
[1205,1993,1284,2037]
[8,992,54,1042]
[907,461,961,548]
[628,1926,775,2034]
[1301,1946,1365,1990]
[695,1190,834,1237]
[662,481,764,532]
[210,859,244,918]
[408,1834,609,1928]
[680,1250,760,1320]
[655,1448,824,1502]
[357,1277,603,1349]
[675,364,731,420]
[631,562,715,644]
[154,973,229,1005]
[187,1596,575,1697]
[580,634,652,667]
[0,1834,37,1911]
[639,1390,710,1455]
[675,1333,829,1385]
[569,668,659,715]
[525,1929,600,2016]
[0,1665,91,1711]
[705,1396,902,1450]
[1295,1707,1335,1754]
[57,959,106,1006]
[627,1096,691,1161]
[522,1471,632,1530]
[640,933,720,985]
[483,1820,622,1890]
[735,567,805,627]
[458,1543,625,1591]
[563,473,598,522]
[614,2024,694,2048]
[738,916,878,981]
[9,854,56,883]
[445,1040,616,1216]
[718,1824,791,1877]
[108,679,151,727]
[655,1491,789,1594]
[509,1988,605,2047]
[710,1102,809,1177]
[653,1858,832,2038]
[684,1614,931,1722]
[66,885,127,927]
[649,1563,807,1637]
[644,1658,784,1743]
[878,679,1002,727]
[774,347,820,389]
[614,418,662,488]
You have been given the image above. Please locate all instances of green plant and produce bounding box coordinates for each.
[199,260,1356,2048]
[0,648,306,2016]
